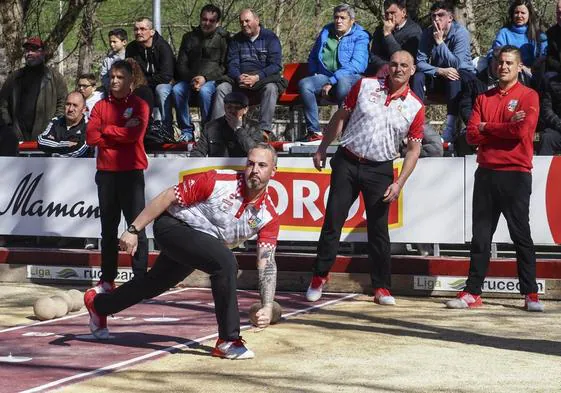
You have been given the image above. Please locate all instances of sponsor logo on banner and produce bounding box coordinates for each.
[179,163,404,234]
[413,275,545,294]
[546,156,561,244]
[27,265,133,283]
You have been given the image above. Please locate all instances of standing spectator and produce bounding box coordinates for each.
[77,73,104,120]
[100,28,128,92]
[446,46,544,312]
[369,0,422,76]
[173,4,229,142]
[306,51,424,305]
[298,4,369,142]
[545,0,561,77]
[538,73,561,155]
[191,92,263,157]
[0,37,67,154]
[412,1,475,143]
[84,144,280,360]
[37,91,90,157]
[126,17,175,131]
[490,0,547,80]
[86,60,150,292]
[211,9,285,142]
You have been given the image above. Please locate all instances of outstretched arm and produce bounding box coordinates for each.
[255,244,277,329]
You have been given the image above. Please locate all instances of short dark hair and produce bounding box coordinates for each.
[200,4,222,22]
[108,28,128,42]
[498,44,522,62]
[110,60,133,76]
[135,17,153,29]
[383,0,407,10]
[78,73,97,86]
[249,142,278,166]
[430,1,454,14]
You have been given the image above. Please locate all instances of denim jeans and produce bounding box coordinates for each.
[154,83,173,127]
[298,73,362,133]
[411,71,461,115]
[172,80,216,132]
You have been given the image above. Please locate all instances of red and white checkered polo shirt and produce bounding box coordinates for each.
[168,169,279,249]
[340,77,425,162]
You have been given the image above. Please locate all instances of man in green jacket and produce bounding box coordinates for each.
[172,4,229,141]
[0,37,67,155]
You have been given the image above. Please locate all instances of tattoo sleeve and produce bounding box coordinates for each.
[257,245,277,306]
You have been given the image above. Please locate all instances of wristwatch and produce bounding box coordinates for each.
[127,224,140,235]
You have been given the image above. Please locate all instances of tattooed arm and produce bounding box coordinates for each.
[255,244,277,328]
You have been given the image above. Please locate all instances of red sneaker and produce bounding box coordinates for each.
[446,291,483,309]
[525,293,544,312]
[212,337,255,360]
[306,275,329,302]
[95,279,115,294]
[84,287,109,339]
[374,288,396,305]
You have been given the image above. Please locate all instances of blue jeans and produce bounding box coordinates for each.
[172,80,216,132]
[154,83,173,126]
[411,71,461,115]
[298,74,362,133]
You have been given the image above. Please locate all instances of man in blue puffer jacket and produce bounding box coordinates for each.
[298,4,369,141]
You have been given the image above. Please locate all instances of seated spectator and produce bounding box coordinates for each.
[0,37,67,152]
[173,4,229,142]
[490,0,546,82]
[369,0,422,76]
[37,91,90,157]
[77,73,104,119]
[191,92,263,157]
[298,4,369,142]
[126,58,155,118]
[538,73,561,155]
[545,0,561,77]
[412,1,475,143]
[100,28,128,92]
[211,9,286,142]
[126,17,175,130]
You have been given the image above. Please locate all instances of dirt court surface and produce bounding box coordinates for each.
[1,283,560,393]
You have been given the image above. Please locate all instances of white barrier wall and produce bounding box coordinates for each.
[0,156,558,245]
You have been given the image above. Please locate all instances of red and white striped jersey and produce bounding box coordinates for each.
[168,169,279,249]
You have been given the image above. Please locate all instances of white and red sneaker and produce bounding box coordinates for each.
[306,275,329,302]
[446,291,483,309]
[84,287,109,339]
[525,293,544,312]
[211,338,254,360]
[95,280,115,294]
[374,288,396,305]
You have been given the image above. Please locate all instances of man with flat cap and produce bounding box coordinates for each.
[191,91,264,157]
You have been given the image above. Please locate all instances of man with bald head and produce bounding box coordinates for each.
[211,8,284,141]
[306,50,424,306]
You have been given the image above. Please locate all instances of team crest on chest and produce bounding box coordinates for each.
[507,100,518,112]
[219,198,234,212]
[248,215,262,229]
[123,107,133,119]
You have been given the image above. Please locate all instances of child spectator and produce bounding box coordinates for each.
[100,28,128,91]
[77,73,104,120]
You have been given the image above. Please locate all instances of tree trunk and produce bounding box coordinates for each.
[0,0,25,77]
[76,0,100,77]
[454,0,481,56]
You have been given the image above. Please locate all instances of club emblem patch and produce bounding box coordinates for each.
[507,100,518,112]
[219,198,233,212]
[123,107,133,119]
[248,215,262,229]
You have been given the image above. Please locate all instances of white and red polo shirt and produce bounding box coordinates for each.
[167,169,279,249]
[340,77,424,162]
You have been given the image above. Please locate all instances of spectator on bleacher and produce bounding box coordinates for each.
[211,9,286,142]
[0,37,67,155]
[306,50,424,306]
[298,4,369,142]
[77,73,104,120]
[173,4,229,142]
[490,0,547,82]
[412,1,475,143]
[545,0,561,77]
[126,58,155,119]
[191,92,263,157]
[100,28,128,92]
[86,60,150,292]
[126,17,175,132]
[368,0,422,76]
[37,91,90,157]
[446,45,544,312]
[538,73,561,155]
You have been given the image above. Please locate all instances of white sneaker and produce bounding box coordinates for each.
[445,291,483,309]
[306,275,328,302]
[374,288,396,305]
[212,338,254,360]
[525,293,544,312]
[84,287,109,339]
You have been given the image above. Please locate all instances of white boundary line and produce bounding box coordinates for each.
[17,292,357,393]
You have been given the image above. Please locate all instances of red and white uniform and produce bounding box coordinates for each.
[340,77,424,161]
[168,169,279,249]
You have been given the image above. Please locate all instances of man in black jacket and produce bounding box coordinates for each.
[190,92,263,157]
[172,4,229,142]
[126,17,175,131]
[368,0,422,76]
[539,73,561,155]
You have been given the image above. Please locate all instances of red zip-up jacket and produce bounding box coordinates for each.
[86,93,149,171]
[466,82,538,172]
